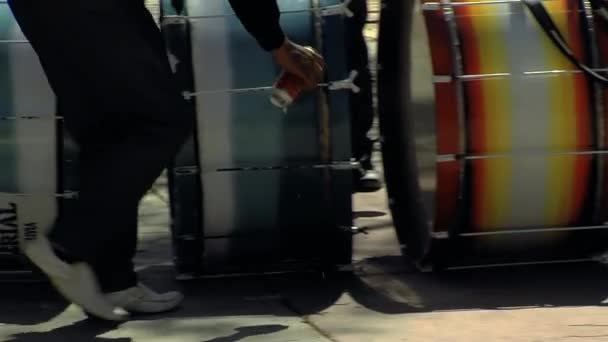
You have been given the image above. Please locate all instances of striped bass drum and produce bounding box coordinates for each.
[378,0,608,270]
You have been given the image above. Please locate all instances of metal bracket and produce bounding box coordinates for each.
[328,70,360,93]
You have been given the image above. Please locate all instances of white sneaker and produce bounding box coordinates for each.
[106,283,184,314]
[20,235,128,321]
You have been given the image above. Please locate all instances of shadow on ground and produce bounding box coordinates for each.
[2,257,607,334]
[4,320,129,342]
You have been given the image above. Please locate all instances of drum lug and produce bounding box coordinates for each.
[161,17,184,26]
[592,251,608,265]
[421,2,441,11]
[318,0,354,18]
[341,225,368,235]
[416,261,434,273]
[328,70,361,93]
[176,234,197,241]
[431,231,449,239]
[174,166,199,176]
[433,75,452,83]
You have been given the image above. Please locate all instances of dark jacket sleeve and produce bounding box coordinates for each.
[228,0,285,51]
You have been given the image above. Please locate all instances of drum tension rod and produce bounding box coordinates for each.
[174,161,360,175]
[161,0,354,26]
[0,40,29,44]
[0,191,78,199]
[422,0,541,11]
[0,115,63,121]
[182,71,360,100]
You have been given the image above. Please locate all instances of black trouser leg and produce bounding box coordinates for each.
[346,0,375,167]
[8,0,193,292]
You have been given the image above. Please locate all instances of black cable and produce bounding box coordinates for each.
[522,0,608,85]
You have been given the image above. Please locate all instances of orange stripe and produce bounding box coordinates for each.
[565,0,592,223]
[557,1,591,223]
[460,3,512,230]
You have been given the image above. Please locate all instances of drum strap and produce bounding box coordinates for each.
[522,0,608,86]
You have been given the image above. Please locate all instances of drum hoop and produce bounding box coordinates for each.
[580,0,606,224]
[437,0,469,238]
[311,0,334,205]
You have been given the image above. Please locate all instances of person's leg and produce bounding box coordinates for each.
[7,0,132,321]
[68,0,185,295]
[8,0,192,316]
[345,0,382,192]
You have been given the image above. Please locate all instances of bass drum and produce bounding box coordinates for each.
[378,0,608,270]
[0,3,74,281]
[161,0,355,277]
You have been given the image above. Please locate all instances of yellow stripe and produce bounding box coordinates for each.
[468,3,512,229]
[537,1,576,225]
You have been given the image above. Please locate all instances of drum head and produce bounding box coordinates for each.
[377,0,434,266]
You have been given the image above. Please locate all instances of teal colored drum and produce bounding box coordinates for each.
[0,3,62,279]
[161,0,355,277]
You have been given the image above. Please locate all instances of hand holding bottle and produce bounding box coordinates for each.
[271,38,325,91]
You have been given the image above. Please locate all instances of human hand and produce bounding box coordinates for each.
[271,38,325,91]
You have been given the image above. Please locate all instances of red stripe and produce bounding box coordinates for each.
[571,156,592,224]
[424,8,460,155]
[423,1,462,231]
[435,161,460,230]
[566,0,591,150]
[436,83,459,154]
[456,6,487,228]
[565,0,592,221]
[423,10,453,75]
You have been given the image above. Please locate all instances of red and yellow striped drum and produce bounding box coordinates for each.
[378,0,608,270]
